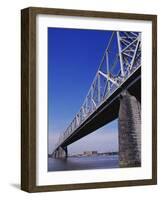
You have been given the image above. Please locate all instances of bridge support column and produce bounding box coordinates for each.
[118,90,141,168]
[54,146,68,159]
[54,150,59,158]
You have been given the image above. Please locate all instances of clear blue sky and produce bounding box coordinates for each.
[48,27,118,154]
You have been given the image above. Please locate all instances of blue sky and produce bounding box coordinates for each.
[48,27,118,154]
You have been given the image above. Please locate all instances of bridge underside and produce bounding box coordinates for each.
[57,68,141,149]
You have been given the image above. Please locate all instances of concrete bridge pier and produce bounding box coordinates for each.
[118,90,141,168]
[54,146,68,159]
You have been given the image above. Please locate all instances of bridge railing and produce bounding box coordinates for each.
[54,31,141,150]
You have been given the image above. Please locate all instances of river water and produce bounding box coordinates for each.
[48,155,119,171]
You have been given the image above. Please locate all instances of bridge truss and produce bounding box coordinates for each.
[54,31,141,151]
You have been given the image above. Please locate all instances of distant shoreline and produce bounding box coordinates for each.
[48,151,118,158]
[69,152,118,158]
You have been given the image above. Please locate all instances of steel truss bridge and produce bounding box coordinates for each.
[52,31,141,166]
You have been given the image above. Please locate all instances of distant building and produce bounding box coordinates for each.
[91,151,98,155]
[83,151,98,156]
